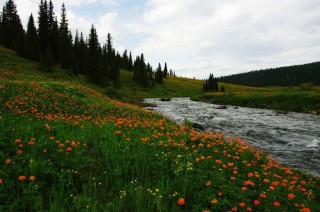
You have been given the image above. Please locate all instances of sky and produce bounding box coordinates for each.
[1,0,320,79]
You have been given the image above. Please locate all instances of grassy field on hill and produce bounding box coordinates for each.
[1,46,320,211]
[193,82,320,114]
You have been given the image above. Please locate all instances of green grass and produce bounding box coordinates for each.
[0,46,320,211]
[115,70,205,104]
[193,82,320,114]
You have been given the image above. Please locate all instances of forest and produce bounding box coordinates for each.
[0,0,174,88]
[219,62,320,87]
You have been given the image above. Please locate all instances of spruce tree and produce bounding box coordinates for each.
[38,0,49,56]
[163,62,168,78]
[87,25,104,86]
[128,51,133,71]
[155,63,163,84]
[48,1,59,64]
[59,3,72,69]
[1,0,24,52]
[24,14,38,60]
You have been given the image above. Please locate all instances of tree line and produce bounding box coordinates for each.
[218,62,320,87]
[0,0,175,88]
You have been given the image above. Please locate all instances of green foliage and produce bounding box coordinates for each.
[104,86,122,100]
[183,117,192,127]
[299,81,314,91]
[192,91,320,113]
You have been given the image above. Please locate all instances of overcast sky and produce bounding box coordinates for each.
[1,0,320,78]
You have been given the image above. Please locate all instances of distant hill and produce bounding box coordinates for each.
[219,62,320,87]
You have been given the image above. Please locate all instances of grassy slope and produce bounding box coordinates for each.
[1,46,320,211]
[193,82,320,114]
[114,69,205,104]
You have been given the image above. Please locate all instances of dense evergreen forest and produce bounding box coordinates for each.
[0,0,175,88]
[219,62,320,87]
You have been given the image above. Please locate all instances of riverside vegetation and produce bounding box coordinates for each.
[192,83,320,114]
[1,47,320,211]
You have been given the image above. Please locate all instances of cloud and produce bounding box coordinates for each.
[127,0,320,78]
[1,0,320,78]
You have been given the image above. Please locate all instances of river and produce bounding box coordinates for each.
[144,97,320,177]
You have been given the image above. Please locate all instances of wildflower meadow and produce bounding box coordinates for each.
[0,53,319,211]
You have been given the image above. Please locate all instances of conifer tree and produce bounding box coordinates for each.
[0,0,24,52]
[128,51,133,71]
[155,63,163,84]
[163,62,168,78]
[78,32,87,75]
[203,73,218,91]
[87,25,104,86]
[48,1,59,64]
[38,0,49,56]
[24,14,38,60]
[59,3,72,69]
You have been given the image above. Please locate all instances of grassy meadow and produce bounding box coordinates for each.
[192,82,320,114]
[1,46,320,211]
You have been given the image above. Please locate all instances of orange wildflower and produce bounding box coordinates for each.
[0,178,3,184]
[253,200,260,205]
[273,201,280,207]
[301,208,311,212]
[18,176,26,181]
[206,181,212,186]
[287,193,295,200]
[246,207,252,211]
[239,202,246,207]
[215,159,221,164]
[259,193,266,199]
[177,197,185,206]
[17,149,23,155]
[211,198,218,204]
[15,139,22,143]
[29,176,36,181]
[5,159,11,164]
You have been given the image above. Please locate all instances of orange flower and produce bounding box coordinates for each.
[301,208,311,212]
[177,197,185,206]
[17,149,23,155]
[206,181,212,186]
[287,193,295,200]
[253,200,260,205]
[5,159,11,164]
[227,162,234,167]
[18,176,26,181]
[195,158,200,162]
[15,139,22,143]
[215,159,221,164]
[0,178,3,184]
[211,198,218,204]
[248,173,253,178]
[29,176,36,181]
[273,201,280,207]
[246,207,252,212]
[239,202,246,207]
[259,193,266,199]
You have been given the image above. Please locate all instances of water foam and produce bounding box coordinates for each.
[307,139,320,148]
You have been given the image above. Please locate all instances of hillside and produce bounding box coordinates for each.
[1,46,320,211]
[219,61,320,87]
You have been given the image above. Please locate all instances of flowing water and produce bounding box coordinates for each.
[144,97,320,177]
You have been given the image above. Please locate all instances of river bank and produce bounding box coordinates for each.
[191,91,320,114]
[144,97,320,177]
